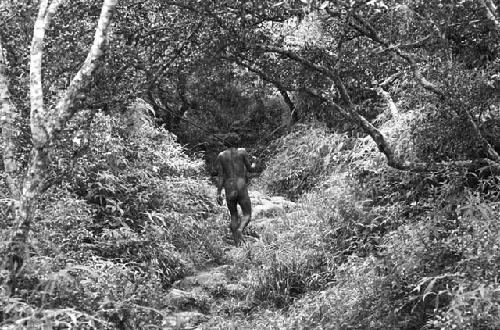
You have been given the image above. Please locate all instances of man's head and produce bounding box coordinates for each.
[223,133,241,148]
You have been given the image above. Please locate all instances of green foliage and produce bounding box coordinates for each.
[256,122,349,199]
[280,256,393,329]
[246,242,328,308]
[217,120,500,329]
[0,103,227,328]
[427,191,500,329]
[432,282,500,329]
[403,59,500,161]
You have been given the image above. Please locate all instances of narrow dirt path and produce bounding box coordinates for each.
[161,190,296,329]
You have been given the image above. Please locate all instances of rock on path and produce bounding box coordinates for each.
[162,266,236,329]
[173,265,230,291]
[247,190,296,222]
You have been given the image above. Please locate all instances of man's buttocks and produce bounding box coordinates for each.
[224,177,247,193]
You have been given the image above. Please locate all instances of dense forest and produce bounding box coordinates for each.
[1,0,500,328]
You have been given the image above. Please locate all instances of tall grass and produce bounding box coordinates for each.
[226,120,500,329]
[0,103,227,328]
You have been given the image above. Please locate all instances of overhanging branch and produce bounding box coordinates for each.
[328,7,500,163]
[480,0,500,32]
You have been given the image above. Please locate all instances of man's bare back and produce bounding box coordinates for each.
[216,148,256,246]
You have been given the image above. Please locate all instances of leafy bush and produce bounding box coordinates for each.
[280,255,393,329]
[247,244,328,308]
[1,101,227,328]
[427,190,500,329]
[256,122,350,199]
[221,118,500,329]
[64,103,226,267]
[432,282,500,329]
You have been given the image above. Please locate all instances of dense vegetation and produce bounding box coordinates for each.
[222,122,500,328]
[1,103,228,327]
[1,0,500,328]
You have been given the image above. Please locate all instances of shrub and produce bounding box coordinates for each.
[0,101,227,328]
[427,190,500,329]
[229,115,500,329]
[65,104,226,268]
[431,282,500,329]
[248,245,328,308]
[256,122,350,199]
[281,255,393,329]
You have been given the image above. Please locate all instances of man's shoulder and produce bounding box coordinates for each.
[218,149,230,157]
[236,148,247,154]
[219,148,247,158]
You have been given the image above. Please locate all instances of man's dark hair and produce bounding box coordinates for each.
[223,133,241,148]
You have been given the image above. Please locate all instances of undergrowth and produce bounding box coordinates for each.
[0,101,226,328]
[224,121,500,329]
[2,112,500,328]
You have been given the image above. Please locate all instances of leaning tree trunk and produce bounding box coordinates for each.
[0,0,118,295]
[344,10,500,163]
[278,88,297,132]
[262,43,500,174]
[480,0,500,32]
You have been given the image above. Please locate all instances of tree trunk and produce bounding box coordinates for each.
[262,45,405,168]
[1,0,118,295]
[278,88,297,132]
[0,41,21,200]
[376,87,398,118]
[345,11,500,163]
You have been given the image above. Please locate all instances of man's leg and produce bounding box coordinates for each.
[226,198,241,246]
[238,191,252,234]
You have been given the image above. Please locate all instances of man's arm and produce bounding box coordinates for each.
[216,154,224,205]
[242,149,257,172]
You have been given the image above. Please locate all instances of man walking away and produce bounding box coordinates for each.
[216,147,257,246]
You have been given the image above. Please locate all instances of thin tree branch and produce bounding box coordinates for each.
[30,0,63,147]
[0,14,16,28]
[222,55,290,89]
[149,100,228,144]
[331,72,403,168]
[341,10,500,162]
[259,45,338,80]
[350,12,444,98]
[50,0,118,137]
[303,87,500,173]
[259,44,500,172]
[480,0,500,32]
[259,45,404,168]
[152,20,204,85]
[376,87,398,118]
[163,0,233,34]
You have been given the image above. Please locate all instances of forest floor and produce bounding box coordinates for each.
[161,190,297,329]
